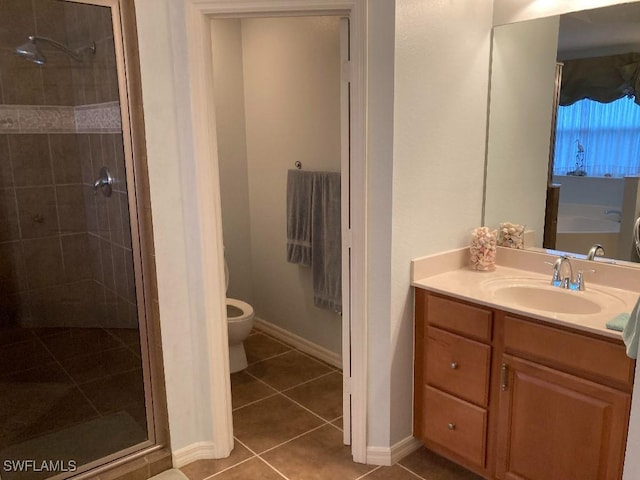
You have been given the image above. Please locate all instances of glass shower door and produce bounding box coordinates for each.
[0,1,152,478]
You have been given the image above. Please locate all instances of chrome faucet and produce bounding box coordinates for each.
[586,243,605,261]
[551,255,574,289]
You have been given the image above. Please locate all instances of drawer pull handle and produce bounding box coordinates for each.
[450,361,458,370]
[501,363,509,391]
[447,423,456,431]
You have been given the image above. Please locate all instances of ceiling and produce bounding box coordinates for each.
[558,2,640,59]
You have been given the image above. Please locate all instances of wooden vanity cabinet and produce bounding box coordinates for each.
[414,289,496,477]
[496,314,633,480]
[414,289,634,480]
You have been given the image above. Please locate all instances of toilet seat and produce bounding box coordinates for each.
[226,298,254,322]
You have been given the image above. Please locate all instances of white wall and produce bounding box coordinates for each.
[366,0,396,448]
[484,16,559,248]
[210,19,254,304]
[134,0,222,455]
[213,16,343,355]
[388,0,494,445]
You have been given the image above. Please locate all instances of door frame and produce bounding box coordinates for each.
[182,0,368,463]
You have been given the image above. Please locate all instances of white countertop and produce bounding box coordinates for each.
[411,247,640,340]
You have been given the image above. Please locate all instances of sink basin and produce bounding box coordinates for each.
[491,285,601,314]
[480,277,626,315]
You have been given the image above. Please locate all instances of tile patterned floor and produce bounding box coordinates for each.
[180,329,483,480]
[0,326,147,475]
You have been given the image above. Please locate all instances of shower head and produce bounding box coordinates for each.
[15,35,96,65]
[15,38,46,65]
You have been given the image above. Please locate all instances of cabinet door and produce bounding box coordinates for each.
[496,355,630,480]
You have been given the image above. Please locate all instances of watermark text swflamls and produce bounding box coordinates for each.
[3,459,77,474]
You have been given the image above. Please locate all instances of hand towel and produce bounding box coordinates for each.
[606,313,630,332]
[311,172,342,313]
[286,169,314,266]
[622,296,640,359]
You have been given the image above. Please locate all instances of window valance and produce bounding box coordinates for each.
[560,52,640,106]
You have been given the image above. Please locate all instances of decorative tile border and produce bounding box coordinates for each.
[76,101,122,133]
[0,102,122,134]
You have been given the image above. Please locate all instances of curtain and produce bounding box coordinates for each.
[560,53,640,106]
[553,97,640,177]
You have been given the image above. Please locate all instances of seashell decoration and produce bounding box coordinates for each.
[470,226,497,271]
[497,222,525,249]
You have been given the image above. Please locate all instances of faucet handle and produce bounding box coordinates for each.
[575,269,596,291]
[544,260,561,285]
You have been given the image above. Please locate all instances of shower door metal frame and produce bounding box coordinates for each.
[39,1,170,478]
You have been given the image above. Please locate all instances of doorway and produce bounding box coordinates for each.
[179,0,367,465]
[0,1,167,479]
[211,10,347,452]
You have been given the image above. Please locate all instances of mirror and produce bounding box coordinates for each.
[484,2,640,263]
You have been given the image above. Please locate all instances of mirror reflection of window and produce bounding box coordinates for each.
[485,2,640,264]
[554,97,640,177]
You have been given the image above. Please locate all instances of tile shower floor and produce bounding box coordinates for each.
[180,329,482,480]
[0,326,147,480]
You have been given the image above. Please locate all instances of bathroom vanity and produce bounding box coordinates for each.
[412,247,638,480]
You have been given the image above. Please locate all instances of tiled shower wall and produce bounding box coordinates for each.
[0,0,136,329]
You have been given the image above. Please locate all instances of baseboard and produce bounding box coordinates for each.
[171,442,218,468]
[254,317,342,368]
[366,436,422,466]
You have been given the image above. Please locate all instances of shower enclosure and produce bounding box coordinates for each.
[0,1,166,479]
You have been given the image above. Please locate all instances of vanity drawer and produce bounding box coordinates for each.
[503,315,635,389]
[425,327,491,407]
[427,295,492,341]
[423,386,487,468]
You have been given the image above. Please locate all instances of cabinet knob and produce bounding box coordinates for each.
[447,423,456,430]
[450,361,458,370]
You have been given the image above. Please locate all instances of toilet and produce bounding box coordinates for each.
[225,258,255,373]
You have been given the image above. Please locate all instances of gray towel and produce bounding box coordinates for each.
[311,172,342,312]
[286,170,314,266]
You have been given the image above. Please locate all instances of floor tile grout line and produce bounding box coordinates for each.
[256,456,291,480]
[199,437,259,478]
[279,369,340,393]
[279,389,341,426]
[231,378,339,428]
[327,415,343,424]
[200,453,256,479]
[324,420,344,434]
[231,391,280,412]
[242,366,332,396]
[243,363,338,396]
[102,326,143,359]
[291,347,342,371]
[253,422,329,457]
[396,462,430,480]
[202,436,292,479]
[33,333,104,418]
[246,348,295,367]
[100,325,132,349]
[242,368,285,391]
[354,465,383,480]
[233,435,258,455]
[252,328,342,371]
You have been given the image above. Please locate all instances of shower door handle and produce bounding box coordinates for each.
[94,166,113,197]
